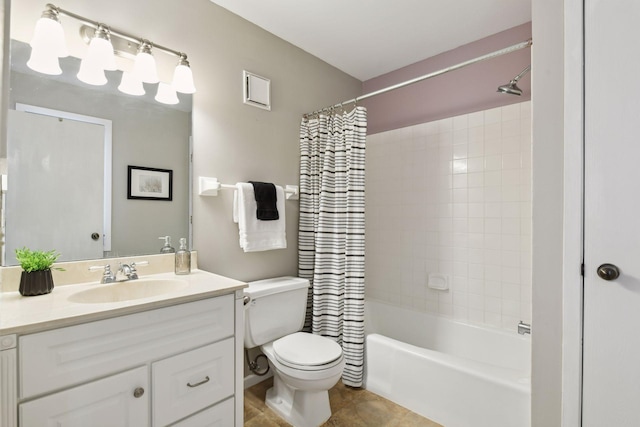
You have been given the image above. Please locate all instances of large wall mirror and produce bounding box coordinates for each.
[2,1,192,266]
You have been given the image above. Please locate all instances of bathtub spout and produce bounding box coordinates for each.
[518,321,531,335]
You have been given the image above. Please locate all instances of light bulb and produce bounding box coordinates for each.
[30,9,68,58]
[86,26,117,71]
[155,82,179,105]
[171,55,196,94]
[27,48,62,75]
[118,72,145,96]
[77,59,107,85]
[133,41,159,84]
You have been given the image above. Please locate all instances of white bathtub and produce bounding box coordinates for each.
[365,300,531,427]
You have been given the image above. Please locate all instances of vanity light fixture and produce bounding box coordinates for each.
[85,25,117,71]
[133,40,159,84]
[118,71,145,96]
[77,25,116,85]
[155,82,180,105]
[77,56,108,85]
[30,7,68,56]
[172,54,196,94]
[27,3,196,101]
[27,46,63,75]
[27,6,68,75]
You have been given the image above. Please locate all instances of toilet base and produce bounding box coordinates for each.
[265,374,332,427]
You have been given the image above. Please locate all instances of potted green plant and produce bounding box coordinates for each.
[15,247,63,296]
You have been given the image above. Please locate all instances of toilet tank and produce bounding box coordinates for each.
[244,276,310,349]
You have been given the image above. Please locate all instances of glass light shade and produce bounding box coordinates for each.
[77,59,107,85]
[133,51,159,84]
[27,48,62,75]
[30,16,68,57]
[155,82,179,105]
[172,64,196,94]
[118,72,145,96]
[86,36,117,71]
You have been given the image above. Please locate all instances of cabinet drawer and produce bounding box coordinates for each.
[19,366,148,427]
[152,339,234,427]
[172,397,234,427]
[19,295,234,399]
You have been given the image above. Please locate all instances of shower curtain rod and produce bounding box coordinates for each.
[304,38,532,117]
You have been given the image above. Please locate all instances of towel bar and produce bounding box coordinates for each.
[198,176,299,200]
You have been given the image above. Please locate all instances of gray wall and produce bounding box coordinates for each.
[5,0,362,280]
[186,2,362,280]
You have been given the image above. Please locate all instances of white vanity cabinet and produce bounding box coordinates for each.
[0,291,244,427]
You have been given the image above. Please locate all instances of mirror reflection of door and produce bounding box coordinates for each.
[6,109,105,264]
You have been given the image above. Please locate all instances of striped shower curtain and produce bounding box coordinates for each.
[298,106,367,387]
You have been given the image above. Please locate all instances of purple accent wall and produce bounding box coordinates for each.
[362,23,532,135]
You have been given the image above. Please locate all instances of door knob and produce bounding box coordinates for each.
[91,232,100,241]
[597,263,620,281]
[133,387,145,398]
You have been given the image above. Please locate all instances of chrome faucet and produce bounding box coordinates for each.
[518,321,531,335]
[116,262,139,281]
[89,261,148,284]
[89,264,117,284]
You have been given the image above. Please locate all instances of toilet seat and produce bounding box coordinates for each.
[272,332,343,371]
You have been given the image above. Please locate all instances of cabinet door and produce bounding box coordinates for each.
[173,397,234,427]
[19,366,148,427]
[152,339,234,426]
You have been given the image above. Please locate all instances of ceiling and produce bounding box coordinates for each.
[209,0,532,81]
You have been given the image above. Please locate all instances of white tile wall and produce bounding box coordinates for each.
[365,102,532,332]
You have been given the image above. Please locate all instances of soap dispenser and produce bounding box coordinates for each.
[159,236,175,253]
[175,237,191,275]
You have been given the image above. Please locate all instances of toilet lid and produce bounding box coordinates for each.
[273,332,342,368]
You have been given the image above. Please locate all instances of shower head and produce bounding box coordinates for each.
[497,65,531,96]
[497,81,523,96]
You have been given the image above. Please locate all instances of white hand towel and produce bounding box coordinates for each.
[235,183,287,252]
[233,190,239,223]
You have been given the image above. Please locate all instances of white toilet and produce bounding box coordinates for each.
[244,277,345,427]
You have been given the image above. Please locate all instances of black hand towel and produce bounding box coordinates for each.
[249,181,279,220]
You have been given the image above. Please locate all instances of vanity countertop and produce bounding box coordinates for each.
[0,269,247,335]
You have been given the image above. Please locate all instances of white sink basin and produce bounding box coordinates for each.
[68,278,189,304]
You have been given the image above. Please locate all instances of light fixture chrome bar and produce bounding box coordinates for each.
[45,3,187,58]
[305,39,533,117]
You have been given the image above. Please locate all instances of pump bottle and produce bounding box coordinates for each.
[175,238,191,275]
[159,236,175,253]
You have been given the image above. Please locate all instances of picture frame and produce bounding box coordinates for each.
[127,165,173,201]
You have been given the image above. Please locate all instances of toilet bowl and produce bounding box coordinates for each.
[261,332,345,427]
[244,277,345,427]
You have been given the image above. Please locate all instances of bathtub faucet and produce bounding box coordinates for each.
[518,321,531,335]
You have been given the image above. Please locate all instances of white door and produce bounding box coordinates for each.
[583,1,640,425]
[6,110,104,264]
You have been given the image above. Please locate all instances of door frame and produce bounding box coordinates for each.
[561,0,585,424]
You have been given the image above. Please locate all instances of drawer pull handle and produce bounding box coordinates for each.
[187,376,210,388]
[133,387,145,398]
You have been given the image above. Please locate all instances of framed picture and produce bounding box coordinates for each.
[127,166,173,201]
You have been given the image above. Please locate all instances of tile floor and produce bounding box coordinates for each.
[244,377,443,426]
